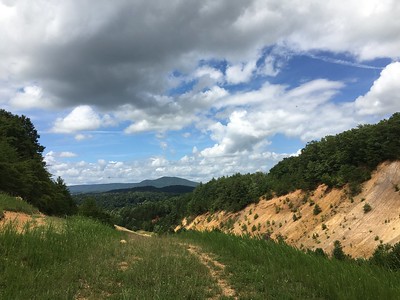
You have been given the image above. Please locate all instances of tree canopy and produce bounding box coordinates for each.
[0,109,76,215]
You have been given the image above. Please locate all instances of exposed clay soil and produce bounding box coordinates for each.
[0,211,46,231]
[177,161,400,258]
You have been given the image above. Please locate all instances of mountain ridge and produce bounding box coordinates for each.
[68,176,199,194]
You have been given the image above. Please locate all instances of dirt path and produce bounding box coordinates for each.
[114,225,152,237]
[184,244,237,299]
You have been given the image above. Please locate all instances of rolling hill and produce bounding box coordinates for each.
[68,176,199,194]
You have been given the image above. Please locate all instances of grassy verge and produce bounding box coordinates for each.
[0,217,219,299]
[177,230,400,299]
[0,193,38,215]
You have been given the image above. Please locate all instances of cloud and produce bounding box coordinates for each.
[355,62,400,115]
[52,105,103,133]
[46,150,287,185]
[226,60,257,84]
[9,85,57,110]
[1,0,399,114]
[59,151,77,158]
[200,79,356,157]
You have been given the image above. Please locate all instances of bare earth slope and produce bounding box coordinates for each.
[177,161,400,258]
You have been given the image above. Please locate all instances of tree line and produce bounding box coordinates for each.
[0,109,76,215]
[114,113,400,232]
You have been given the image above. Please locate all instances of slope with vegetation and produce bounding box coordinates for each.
[179,160,400,258]
[0,109,76,215]
[1,203,400,299]
[115,113,400,248]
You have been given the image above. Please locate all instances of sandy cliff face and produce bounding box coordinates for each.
[177,161,400,258]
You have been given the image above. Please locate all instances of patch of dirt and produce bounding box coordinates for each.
[114,224,152,237]
[184,243,237,299]
[0,211,46,232]
[178,161,400,258]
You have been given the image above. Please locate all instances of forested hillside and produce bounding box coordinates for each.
[0,109,76,215]
[114,113,400,232]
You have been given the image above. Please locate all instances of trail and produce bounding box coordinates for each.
[114,224,152,237]
[184,243,237,299]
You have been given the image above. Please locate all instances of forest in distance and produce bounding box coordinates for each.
[73,113,400,235]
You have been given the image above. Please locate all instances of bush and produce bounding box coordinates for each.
[370,243,400,270]
[313,204,322,215]
[363,203,372,213]
[332,240,346,260]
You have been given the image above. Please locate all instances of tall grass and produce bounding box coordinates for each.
[0,217,219,299]
[0,192,38,215]
[178,231,400,299]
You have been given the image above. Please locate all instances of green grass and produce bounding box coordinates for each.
[177,231,400,299]
[0,192,39,215]
[0,217,219,299]
[2,208,400,299]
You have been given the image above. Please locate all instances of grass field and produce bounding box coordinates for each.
[0,192,39,215]
[1,192,400,299]
[177,231,400,299]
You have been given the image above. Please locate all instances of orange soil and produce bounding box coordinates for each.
[177,161,400,258]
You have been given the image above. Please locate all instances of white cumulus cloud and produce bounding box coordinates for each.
[355,62,400,115]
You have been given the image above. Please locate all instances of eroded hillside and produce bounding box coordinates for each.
[177,161,400,258]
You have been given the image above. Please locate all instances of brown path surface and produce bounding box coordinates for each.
[184,243,237,299]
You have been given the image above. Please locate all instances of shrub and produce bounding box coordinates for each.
[363,203,372,213]
[332,240,346,260]
[370,242,400,270]
[313,204,322,215]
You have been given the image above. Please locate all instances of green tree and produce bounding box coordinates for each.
[332,240,346,260]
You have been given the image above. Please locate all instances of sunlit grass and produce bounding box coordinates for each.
[0,193,38,215]
[0,217,219,299]
[177,230,400,299]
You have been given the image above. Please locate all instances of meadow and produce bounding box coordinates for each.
[1,192,400,299]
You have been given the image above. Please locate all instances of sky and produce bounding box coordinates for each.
[1,0,399,185]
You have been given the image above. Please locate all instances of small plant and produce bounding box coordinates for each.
[251,225,257,232]
[293,214,298,222]
[254,213,259,220]
[363,203,372,213]
[375,236,380,241]
[241,224,248,231]
[322,223,327,230]
[332,240,346,260]
[275,205,281,214]
[394,184,400,192]
[313,204,322,215]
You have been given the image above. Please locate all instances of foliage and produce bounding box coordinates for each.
[313,204,322,215]
[186,172,269,215]
[78,197,114,226]
[0,110,76,215]
[363,203,372,213]
[370,242,400,270]
[266,113,400,195]
[332,240,347,260]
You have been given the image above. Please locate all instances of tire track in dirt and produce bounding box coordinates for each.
[184,244,237,299]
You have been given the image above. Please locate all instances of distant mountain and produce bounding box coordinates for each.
[68,176,199,194]
[135,177,199,188]
[106,185,196,194]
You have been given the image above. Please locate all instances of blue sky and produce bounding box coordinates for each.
[1,0,399,185]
